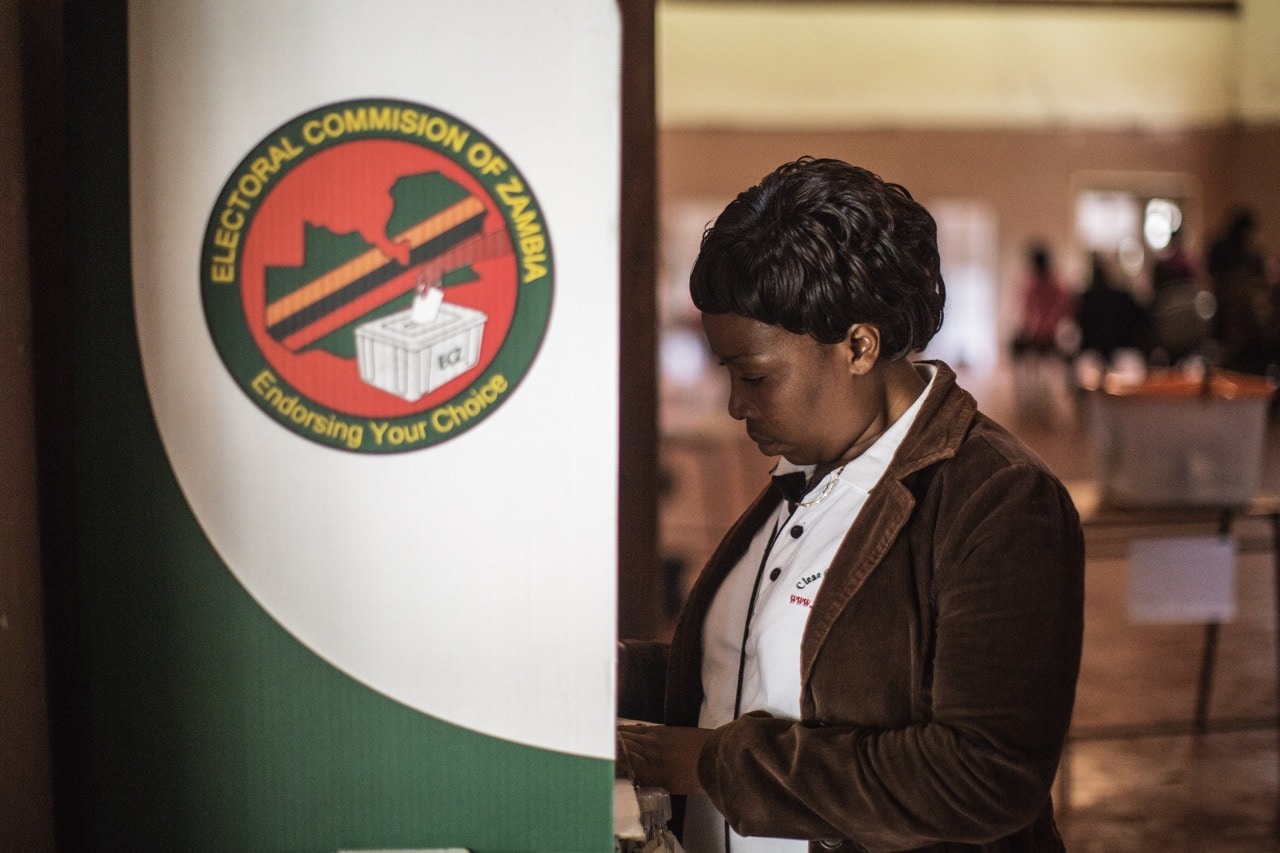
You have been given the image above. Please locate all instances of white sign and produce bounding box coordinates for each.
[1128,535,1236,624]
[129,0,620,759]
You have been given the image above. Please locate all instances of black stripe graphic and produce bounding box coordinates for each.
[266,210,486,341]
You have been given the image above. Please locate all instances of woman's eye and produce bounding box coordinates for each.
[741,375,765,386]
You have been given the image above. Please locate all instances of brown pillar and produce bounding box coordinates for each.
[1,0,56,849]
[618,0,662,641]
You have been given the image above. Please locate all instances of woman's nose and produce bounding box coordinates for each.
[726,385,749,420]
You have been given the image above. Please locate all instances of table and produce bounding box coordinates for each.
[1057,481,1280,811]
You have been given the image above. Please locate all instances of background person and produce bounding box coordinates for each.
[1206,207,1280,376]
[1151,227,1197,296]
[1010,243,1076,424]
[1074,252,1148,366]
[618,158,1085,853]
[1011,244,1074,359]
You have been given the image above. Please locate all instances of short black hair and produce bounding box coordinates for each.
[689,157,945,360]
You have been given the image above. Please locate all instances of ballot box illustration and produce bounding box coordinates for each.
[355,302,488,401]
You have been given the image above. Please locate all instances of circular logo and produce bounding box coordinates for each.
[201,98,553,453]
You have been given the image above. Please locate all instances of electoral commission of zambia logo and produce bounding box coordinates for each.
[201,98,552,453]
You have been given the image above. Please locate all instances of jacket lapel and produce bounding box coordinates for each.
[801,479,915,673]
[800,361,977,679]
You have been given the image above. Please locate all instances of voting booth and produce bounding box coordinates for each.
[69,2,626,850]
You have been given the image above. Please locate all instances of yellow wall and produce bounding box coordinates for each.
[659,0,1279,130]
[1239,0,1280,121]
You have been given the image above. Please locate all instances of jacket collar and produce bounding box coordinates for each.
[884,360,978,485]
[799,360,977,679]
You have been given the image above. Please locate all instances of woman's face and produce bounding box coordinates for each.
[702,312,875,467]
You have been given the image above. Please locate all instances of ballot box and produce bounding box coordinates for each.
[1084,367,1275,508]
[355,303,487,401]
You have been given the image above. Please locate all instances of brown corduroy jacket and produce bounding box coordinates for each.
[620,361,1085,852]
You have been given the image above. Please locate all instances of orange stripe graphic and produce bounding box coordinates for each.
[279,228,512,352]
[264,195,485,327]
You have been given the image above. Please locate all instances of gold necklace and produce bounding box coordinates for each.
[796,463,848,508]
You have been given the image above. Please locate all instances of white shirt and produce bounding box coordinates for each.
[684,365,936,853]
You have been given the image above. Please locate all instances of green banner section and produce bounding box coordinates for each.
[68,3,612,850]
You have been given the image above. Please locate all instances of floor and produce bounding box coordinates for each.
[657,357,1280,852]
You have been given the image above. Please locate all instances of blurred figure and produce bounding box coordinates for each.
[1011,243,1075,359]
[1075,253,1148,365]
[1011,243,1075,424]
[1206,207,1280,375]
[1151,227,1196,295]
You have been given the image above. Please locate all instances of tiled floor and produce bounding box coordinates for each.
[658,357,1280,851]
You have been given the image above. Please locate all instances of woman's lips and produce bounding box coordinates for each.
[747,429,779,453]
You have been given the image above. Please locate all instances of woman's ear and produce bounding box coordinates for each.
[845,323,881,375]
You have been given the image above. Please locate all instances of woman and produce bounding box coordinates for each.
[618,158,1084,853]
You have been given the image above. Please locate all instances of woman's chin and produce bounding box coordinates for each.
[752,440,786,459]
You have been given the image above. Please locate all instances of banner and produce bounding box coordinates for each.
[76,2,619,849]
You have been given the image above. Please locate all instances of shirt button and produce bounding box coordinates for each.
[790,525,804,538]
[769,567,782,581]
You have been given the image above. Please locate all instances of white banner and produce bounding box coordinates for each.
[129,0,620,759]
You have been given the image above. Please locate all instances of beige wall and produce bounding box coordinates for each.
[660,123,1280,344]
[659,2,1245,130]
[657,0,1280,345]
[0,0,55,849]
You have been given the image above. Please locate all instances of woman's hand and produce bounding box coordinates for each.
[616,724,712,795]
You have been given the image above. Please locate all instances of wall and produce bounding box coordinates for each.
[660,123,1280,342]
[656,0,1280,345]
[659,2,1242,130]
